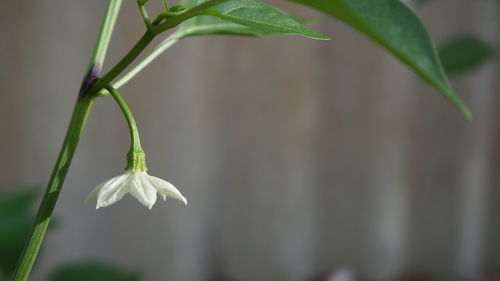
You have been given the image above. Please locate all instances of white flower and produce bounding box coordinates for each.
[85,171,187,209]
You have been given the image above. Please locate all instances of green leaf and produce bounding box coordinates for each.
[287,0,472,120]
[0,214,34,277]
[181,0,210,8]
[120,0,325,97]
[177,15,277,37]
[0,189,39,219]
[0,214,34,249]
[439,35,494,75]
[178,0,329,40]
[176,10,311,38]
[50,262,140,281]
[0,189,40,277]
[152,0,232,34]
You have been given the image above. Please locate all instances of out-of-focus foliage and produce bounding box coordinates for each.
[49,262,140,281]
[439,35,495,75]
[0,188,141,281]
[0,189,39,278]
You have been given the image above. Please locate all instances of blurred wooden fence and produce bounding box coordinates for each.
[0,0,499,280]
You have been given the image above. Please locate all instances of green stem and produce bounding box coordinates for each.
[85,31,155,98]
[151,0,228,34]
[109,34,181,92]
[106,85,147,171]
[11,1,122,280]
[95,0,232,96]
[137,0,153,28]
[12,95,94,281]
[89,0,123,70]
[106,85,142,151]
[12,1,217,277]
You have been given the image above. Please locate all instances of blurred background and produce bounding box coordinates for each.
[0,0,499,281]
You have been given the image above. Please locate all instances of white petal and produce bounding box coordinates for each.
[95,173,131,209]
[147,174,187,205]
[84,181,106,205]
[129,172,157,209]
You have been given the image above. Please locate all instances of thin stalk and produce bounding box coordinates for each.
[12,0,222,277]
[151,0,228,34]
[137,0,153,28]
[106,85,142,151]
[12,95,94,281]
[89,0,123,71]
[86,5,206,98]
[95,0,232,96]
[11,1,122,280]
[105,86,147,171]
[86,31,155,98]
[110,34,180,92]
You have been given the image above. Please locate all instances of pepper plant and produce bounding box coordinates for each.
[12,0,472,280]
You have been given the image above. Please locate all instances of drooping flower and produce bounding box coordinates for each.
[86,86,187,210]
[85,170,187,209]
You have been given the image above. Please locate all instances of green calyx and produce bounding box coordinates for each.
[126,148,148,171]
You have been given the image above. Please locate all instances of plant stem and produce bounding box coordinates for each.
[137,0,153,28]
[151,0,228,34]
[12,0,222,277]
[12,95,94,281]
[11,1,122,280]
[106,85,147,172]
[106,85,142,152]
[86,31,155,98]
[110,34,180,91]
[89,0,123,71]
[95,0,233,96]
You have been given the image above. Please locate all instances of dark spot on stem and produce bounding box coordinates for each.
[78,63,102,98]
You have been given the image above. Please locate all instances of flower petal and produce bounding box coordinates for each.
[95,173,131,209]
[147,174,187,205]
[129,172,157,209]
[84,181,106,205]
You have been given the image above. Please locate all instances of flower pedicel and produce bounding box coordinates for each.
[85,85,187,209]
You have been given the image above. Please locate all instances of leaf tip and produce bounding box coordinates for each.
[453,96,473,121]
[311,33,331,40]
[462,106,473,122]
[439,85,473,121]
